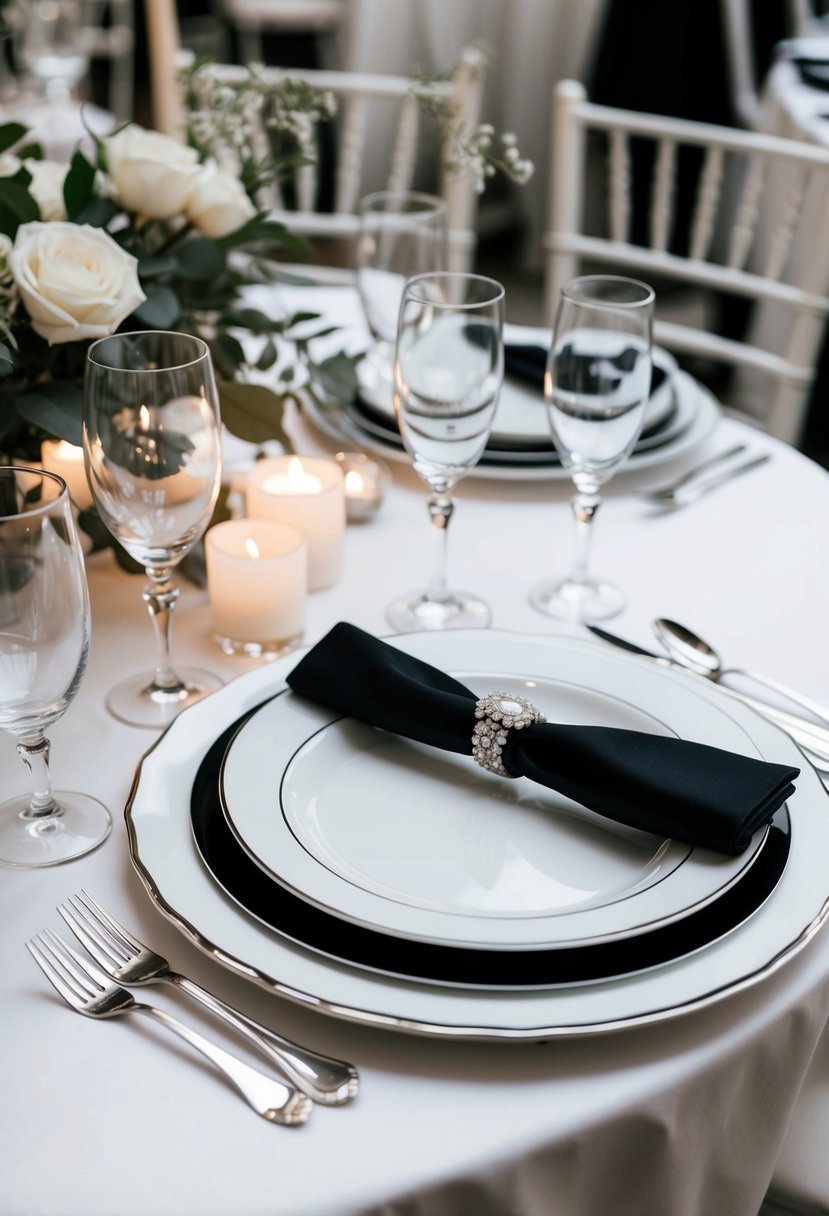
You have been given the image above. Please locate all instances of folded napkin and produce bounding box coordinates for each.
[287,623,799,855]
[504,343,668,397]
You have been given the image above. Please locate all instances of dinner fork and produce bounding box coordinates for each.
[27,929,312,1126]
[58,891,358,1106]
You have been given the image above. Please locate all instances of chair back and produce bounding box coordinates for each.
[544,79,829,446]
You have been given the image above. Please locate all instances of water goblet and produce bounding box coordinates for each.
[386,271,505,632]
[529,275,655,622]
[0,466,111,868]
[83,331,223,729]
[355,191,448,403]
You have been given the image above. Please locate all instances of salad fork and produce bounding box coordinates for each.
[27,929,312,1126]
[58,891,358,1106]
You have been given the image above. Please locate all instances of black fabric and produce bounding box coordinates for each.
[504,344,667,397]
[287,623,799,855]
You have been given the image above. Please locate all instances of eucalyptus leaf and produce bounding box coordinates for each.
[63,151,96,220]
[132,285,181,328]
[309,351,362,406]
[210,331,246,379]
[218,379,292,449]
[73,196,120,228]
[256,339,278,371]
[137,255,178,278]
[16,384,84,446]
[222,307,279,334]
[174,237,225,282]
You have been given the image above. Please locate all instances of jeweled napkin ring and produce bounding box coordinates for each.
[471,692,546,777]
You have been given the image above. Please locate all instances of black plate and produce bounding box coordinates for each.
[189,706,791,990]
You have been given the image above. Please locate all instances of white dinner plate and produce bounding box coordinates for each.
[219,642,767,952]
[126,631,829,1040]
[302,372,721,482]
[357,342,680,448]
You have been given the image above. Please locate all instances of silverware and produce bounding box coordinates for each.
[27,929,312,1126]
[637,450,770,507]
[58,891,358,1106]
[652,618,829,727]
[586,625,829,769]
[634,444,747,498]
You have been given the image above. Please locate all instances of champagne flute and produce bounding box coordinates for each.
[0,467,111,868]
[529,275,654,622]
[387,271,505,632]
[355,191,448,403]
[83,331,223,729]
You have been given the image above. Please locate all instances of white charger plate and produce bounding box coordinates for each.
[126,631,828,1040]
[219,643,767,951]
[303,372,721,482]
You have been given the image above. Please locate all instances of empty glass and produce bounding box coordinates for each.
[17,0,91,105]
[387,271,505,632]
[0,467,111,868]
[355,191,448,404]
[83,331,223,729]
[529,275,655,622]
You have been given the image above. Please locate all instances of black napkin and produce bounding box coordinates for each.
[504,343,668,397]
[287,623,799,855]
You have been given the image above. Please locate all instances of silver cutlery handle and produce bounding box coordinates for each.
[677,454,771,501]
[657,444,747,494]
[134,1003,311,1124]
[726,667,829,729]
[170,973,358,1105]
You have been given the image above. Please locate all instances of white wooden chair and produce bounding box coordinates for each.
[543,79,829,447]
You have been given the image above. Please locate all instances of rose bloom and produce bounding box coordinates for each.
[105,125,202,218]
[185,160,256,238]
[26,159,69,221]
[8,221,146,345]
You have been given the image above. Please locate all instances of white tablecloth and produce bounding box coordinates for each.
[2,288,829,1216]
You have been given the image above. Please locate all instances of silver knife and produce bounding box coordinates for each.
[586,625,829,767]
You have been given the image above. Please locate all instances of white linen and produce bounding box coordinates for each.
[2,285,829,1216]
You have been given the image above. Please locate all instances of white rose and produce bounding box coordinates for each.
[105,125,201,218]
[8,221,146,345]
[26,159,69,221]
[185,161,256,237]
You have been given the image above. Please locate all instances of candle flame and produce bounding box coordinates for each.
[139,405,151,429]
[345,470,365,494]
[287,456,306,482]
[244,537,261,560]
[55,441,84,462]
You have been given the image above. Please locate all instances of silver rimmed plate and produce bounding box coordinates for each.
[218,639,768,952]
[125,631,827,1040]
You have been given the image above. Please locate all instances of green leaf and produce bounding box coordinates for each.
[131,285,181,328]
[285,311,321,327]
[63,150,96,220]
[0,123,27,155]
[210,331,246,379]
[0,177,40,238]
[16,382,84,446]
[214,212,309,255]
[222,307,279,335]
[73,196,120,228]
[308,351,361,407]
[137,255,178,278]
[218,379,292,450]
[256,339,278,371]
[174,237,224,281]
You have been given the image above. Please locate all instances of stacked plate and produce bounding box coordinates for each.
[302,332,721,481]
[126,631,829,1041]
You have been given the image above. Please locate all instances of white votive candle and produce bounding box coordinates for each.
[335,451,390,522]
[205,519,306,658]
[246,455,345,591]
[41,440,94,510]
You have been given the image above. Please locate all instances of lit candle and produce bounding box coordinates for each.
[205,519,306,658]
[246,455,345,591]
[40,440,94,510]
[335,451,390,522]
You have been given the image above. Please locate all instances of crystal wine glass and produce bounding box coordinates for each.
[0,466,111,868]
[83,331,223,729]
[386,271,505,632]
[17,0,91,106]
[529,275,655,622]
[355,191,448,403]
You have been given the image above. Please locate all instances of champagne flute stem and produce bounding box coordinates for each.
[426,492,454,603]
[142,573,187,696]
[570,490,601,586]
[16,736,58,818]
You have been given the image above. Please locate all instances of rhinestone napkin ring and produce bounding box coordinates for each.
[471,693,546,777]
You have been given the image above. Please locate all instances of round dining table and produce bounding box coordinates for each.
[2,283,829,1216]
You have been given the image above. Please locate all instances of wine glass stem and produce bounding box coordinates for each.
[570,490,601,586]
[143,574,186,694]
[16,736,58,818]
[426,492,454,603]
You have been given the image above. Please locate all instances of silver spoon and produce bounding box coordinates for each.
[652,618,829,726]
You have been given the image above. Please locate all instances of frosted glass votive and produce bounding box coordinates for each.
[205,519,306,658]
[245,455,345,591]
[40,440,94,510]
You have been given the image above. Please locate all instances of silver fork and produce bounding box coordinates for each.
[58,891,358,1106]
[637,451,771,508]
[27,929,312,1126]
